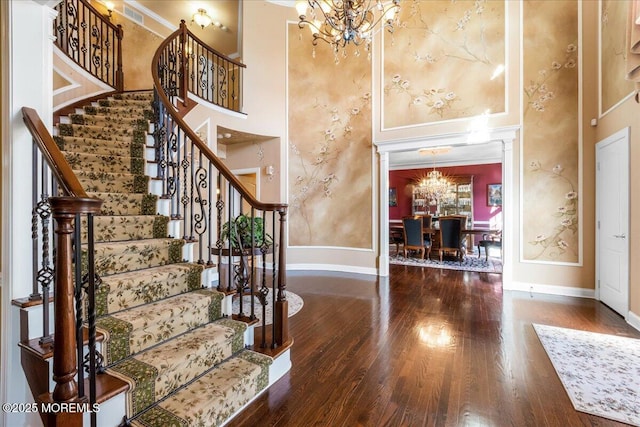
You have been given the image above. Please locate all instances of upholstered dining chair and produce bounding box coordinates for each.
[402,217,430,260]
[438,216,464,262]
[478,230,502,261]
[419,214,433,229]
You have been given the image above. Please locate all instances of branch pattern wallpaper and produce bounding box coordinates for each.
[383,0,505,128]
[287,25,373,248]
[601,0,634,114]
[522,0,580,263]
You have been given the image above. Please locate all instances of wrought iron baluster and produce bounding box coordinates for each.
[194,150,207,263]
[259,210,268,348]
[271,211,277,348]
[30,144,42,301]
[36,153,54,345]
[207,160,213,266]
[180,130,189,237]
[215,173,224,290]
[73,213,84,400]
[189,139,195,242]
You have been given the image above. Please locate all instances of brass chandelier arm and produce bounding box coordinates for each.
[296,0,400,50]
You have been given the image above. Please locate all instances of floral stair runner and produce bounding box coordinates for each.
[55,91,272,426]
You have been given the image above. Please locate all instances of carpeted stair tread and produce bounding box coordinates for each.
[108,318,247,417]
[96,288,224,365]
[70,113,149,131]
[113,91,154,101]
[96,263,203,316]
[99,98,154,108]
[83,215,168,243]
[75,170,149,194]
[89,192,157,216]
[130,350,272,427]
[63,151,145,175]
[89,238,183,276]
[54,136,144,158]
[84,105,153,121]
[57,123,142,142]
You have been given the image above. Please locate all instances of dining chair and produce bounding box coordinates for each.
[438,216,464,262]
[478,230,502,261]
[402,217,430,259]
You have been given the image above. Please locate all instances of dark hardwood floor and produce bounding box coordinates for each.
[230,265,640,427]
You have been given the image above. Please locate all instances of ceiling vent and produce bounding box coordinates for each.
[123,5,143,25]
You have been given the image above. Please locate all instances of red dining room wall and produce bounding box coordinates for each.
[389,163,502,224]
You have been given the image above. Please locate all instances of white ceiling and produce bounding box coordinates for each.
[389,140,503,170]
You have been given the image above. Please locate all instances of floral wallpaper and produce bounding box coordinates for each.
[287,25,372,248]
[383,0,505,128]
[522,0,579,263]
[601,0,635,114]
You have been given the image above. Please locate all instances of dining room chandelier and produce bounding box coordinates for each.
[295,0,401,55]
[414,170,450,203]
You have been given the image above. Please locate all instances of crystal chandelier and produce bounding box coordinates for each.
[295,0,401,56]
[414,170,450,203]
[413,147,452,204]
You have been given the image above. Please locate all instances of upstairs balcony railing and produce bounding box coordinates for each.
[167,20,245,113]
[153,23,289,349]
[53,0,123,91]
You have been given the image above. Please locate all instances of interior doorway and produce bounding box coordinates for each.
[232,167,260,215]
[595,128,630,318]
[375,126,518,283]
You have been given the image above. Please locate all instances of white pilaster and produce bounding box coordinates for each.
[378,151,390,276]
[2,2,58,426]
[502,138,514,288]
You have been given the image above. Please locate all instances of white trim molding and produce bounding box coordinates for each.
[287,263,378,276]
[627,310,640,333]
[375,126,519,280]
[505,281,596,299]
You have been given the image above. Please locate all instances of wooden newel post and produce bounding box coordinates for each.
[50,200,78,402]
[179,20,189,106]
[116,24,124,92]
[49,197,102,404]
[274,210,288,346]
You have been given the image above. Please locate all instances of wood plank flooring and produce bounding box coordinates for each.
[230,265,640,427]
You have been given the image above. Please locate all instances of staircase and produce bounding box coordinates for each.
[52,91,274,426]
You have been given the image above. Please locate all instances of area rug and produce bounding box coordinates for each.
[389,253,502,273]
[533,324,640,426]
[232,288,303,325]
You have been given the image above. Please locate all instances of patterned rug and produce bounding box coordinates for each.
[390,253,503,273]
[533,324,640,426]
[232,288,303,325]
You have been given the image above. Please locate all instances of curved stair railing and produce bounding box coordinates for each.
[19,107,105,426]
[152,22,290,350]
[53,0,123,91]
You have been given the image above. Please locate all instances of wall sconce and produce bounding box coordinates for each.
[104,1,114,20]
[265,165,275,176]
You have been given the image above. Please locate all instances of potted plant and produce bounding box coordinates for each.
[220,213,273,252]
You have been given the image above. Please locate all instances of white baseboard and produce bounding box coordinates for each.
[287,263,377,276]
[627,310,640,332]
[505,281,596,299]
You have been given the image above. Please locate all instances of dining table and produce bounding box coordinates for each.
[389,223,499,257]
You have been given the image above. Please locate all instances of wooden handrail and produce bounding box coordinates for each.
[152,29,286,213]
[22,107,89,199]
[182,22,246,70]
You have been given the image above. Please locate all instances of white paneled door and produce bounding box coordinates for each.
[596,128,629,318]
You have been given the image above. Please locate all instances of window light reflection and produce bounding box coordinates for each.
[418,324,453,348]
